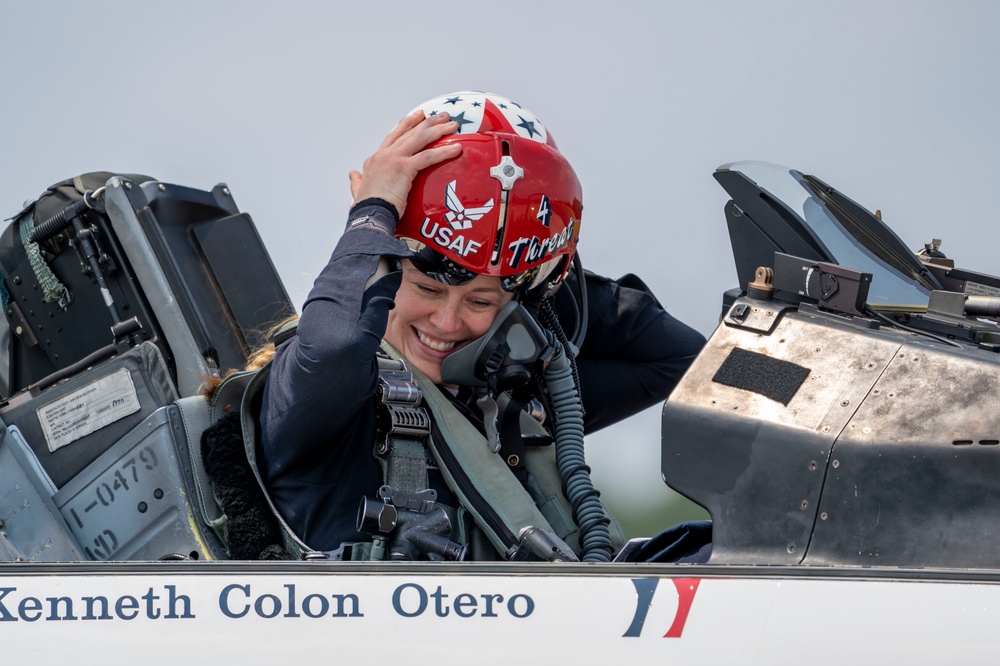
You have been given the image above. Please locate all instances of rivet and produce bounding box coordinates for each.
[507,454,520,467]
[832,459,840,468]
[124,181,132,190]
[800,500,808,509]
[820,512,828,520]
[808,460,817,471]
[822,425,831,433]
[840,400,850,407]
[222,187,231,196]
[157,183,166,192]
[787,543,796,553]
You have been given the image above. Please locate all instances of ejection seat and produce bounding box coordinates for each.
[0,174,294,562]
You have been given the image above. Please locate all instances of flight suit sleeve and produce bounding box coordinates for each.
[261,200,409,475]
[564,270,706,433]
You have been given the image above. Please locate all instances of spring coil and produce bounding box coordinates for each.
[543,338,614,562]
[29,199,89,244]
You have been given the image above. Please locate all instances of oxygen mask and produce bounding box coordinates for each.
[440,301,554,394]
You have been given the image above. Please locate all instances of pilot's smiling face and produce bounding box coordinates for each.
[384,261,512,385]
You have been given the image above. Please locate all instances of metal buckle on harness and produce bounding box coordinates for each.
[382,404,431,438]
[378,369,423,405]
[375,359,431,455]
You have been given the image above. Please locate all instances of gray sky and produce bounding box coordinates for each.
[3,0,998,527]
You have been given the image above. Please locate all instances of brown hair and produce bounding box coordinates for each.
[200,314,300,400]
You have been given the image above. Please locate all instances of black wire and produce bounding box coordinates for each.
[570,253,588,350]
[864,306,964,348]
[537,297,584,415]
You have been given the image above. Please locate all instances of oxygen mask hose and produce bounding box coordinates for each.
[543,337,614,562]
[538,298,583,407]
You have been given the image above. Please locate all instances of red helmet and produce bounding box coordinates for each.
[396,91,582,296]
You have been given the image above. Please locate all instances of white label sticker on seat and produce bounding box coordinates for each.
[38,368,141,452]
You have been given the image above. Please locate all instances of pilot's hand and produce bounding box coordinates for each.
[349,110,462,219]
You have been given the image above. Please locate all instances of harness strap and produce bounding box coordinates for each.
[373,355,431,495]
[380,342,568,560]
[499,392,529,482]
[380,438,428,492]
[209,364,314,560]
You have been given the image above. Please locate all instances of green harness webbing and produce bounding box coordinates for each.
[204,333,609,562]
[18,211,71,307]
[373,353,432,495]
[379,342,568,560]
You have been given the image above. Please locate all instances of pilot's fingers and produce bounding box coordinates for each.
[409,142,463,173]
[360,116,458,181]
[353,113,460,218]
[378,109,425,151]
[391,112,455,155]
[353,140,460,217]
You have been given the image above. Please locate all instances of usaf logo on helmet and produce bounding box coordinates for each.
[418,181,492,257]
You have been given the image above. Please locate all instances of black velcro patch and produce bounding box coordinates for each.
[712,347,810,406]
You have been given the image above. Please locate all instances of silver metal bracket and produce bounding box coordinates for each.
[375,357,431,447]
